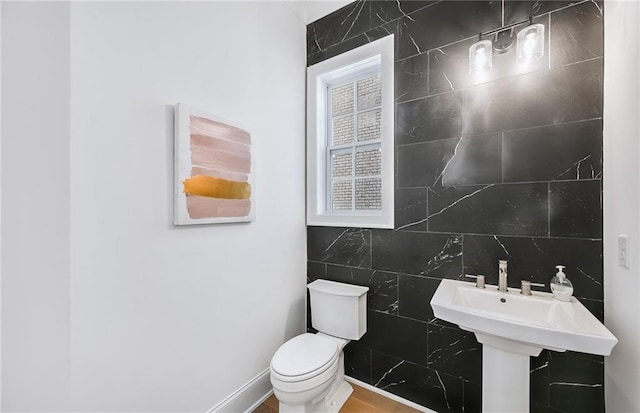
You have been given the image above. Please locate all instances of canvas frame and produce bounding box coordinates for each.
[174,103,256,225]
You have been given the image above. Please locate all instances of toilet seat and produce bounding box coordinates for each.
[271,333,340,383]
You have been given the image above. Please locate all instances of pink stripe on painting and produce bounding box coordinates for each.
[191,134,249,154]
[190,143,251,174]
[191,166,248,183]
[189,116,251,145]
[186,195,251,219]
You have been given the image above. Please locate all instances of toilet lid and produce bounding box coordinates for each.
[271,333,339,378]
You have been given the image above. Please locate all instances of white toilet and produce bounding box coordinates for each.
[270,279,368,413]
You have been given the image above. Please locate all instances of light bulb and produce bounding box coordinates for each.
[469,39,493,75]
[517,24,544,64]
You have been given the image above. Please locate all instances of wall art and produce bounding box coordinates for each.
[174,103,255,225]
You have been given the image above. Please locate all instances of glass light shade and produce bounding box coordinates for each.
[516,23,545,64]
[469,39,493,75]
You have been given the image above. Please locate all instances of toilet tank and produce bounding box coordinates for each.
[308,279,368,340]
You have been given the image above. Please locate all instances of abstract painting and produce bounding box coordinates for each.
[174,103,255,225]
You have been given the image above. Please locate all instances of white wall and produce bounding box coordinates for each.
[0,1,3,408]
[2,2,307,411]
[286,0,350,24]
[604,1,640,412]
[1,2,71,410]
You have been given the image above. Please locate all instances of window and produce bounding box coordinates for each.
[307,35,394,228]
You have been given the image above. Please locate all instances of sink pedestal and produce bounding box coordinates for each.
[476,333,543,413]
[482,345,530,412]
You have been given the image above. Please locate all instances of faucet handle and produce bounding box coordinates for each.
[521,280,546,295]
[464,274,486,289]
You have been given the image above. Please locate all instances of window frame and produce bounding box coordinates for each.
[307,35,394,229]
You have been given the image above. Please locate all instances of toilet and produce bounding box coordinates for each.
[270,279,368,413]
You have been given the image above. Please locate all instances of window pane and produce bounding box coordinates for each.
[355,178,382,210]
[357,109,381,141]
[331,83,354,117]
[355,146,381,177]
[357,74,381,110]
[332,115,354,145]
[332,180,353,210]
[331,151,353,178]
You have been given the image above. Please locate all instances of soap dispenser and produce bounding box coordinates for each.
[550,265,574,302]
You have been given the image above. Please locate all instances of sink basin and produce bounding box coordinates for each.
[431,279,618,356]
[431,279,618,412]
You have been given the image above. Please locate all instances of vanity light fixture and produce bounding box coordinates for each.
[469,16,545,75]
[468,35,492,75]
[517,17,545,64]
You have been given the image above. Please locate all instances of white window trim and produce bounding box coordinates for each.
[307,35,394,229]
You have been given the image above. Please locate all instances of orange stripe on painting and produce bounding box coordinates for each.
[183,175,251,200]
[189,116,251,145]
[186,196,251,219]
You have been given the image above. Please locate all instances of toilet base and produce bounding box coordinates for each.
[323,380,353,413]
[278,353,353,413]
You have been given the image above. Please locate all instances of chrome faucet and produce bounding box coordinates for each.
[498,260,508,292]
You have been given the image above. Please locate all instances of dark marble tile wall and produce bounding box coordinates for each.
[306,1,604,412]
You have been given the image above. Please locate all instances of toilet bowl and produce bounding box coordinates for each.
[270,333,342,411]
[270,280,369,413]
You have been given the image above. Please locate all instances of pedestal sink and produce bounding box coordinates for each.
[430,279,618,413]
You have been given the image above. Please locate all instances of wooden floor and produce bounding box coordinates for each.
[252,382,422,413]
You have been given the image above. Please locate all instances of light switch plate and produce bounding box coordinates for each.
[618,235,630,269]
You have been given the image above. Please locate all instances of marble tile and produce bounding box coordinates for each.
[550,180,602,239]
[397,134,501,189]
[550,0,604,68]
[504,0,582,25]
[307,0,371,54]
[548,351,605,412]
[396,91,462,145]
[307,50,327,67]
[398,274,441,322]
[370,1,437,27]
[531,350,551,407]
[320,29,385,65]
[395,188,428,231]
[427,323,482,384]
[428,15,549,96]
[307,226,371,268]
[463,58,603,136]
[372,231,463,278]
[440,133,502,186]
[395,1,502,60]
[371,351,464,412]
[503,120,603,183]
[344,342,372,384]
[581,299,604,323]
[463,380,482,413]
[395,53,429,103]
[531,403,565,413]
[359,311,428,367]
[308,24,396,66]
[428,183,549,236]
[428,42,470,95]
[307,261,326,283]
[397,138,460,188]
[463,235,603,300]
[325,264,398,314]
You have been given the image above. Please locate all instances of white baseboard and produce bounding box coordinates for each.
[209,368,273,413]
[345,376,436,413]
